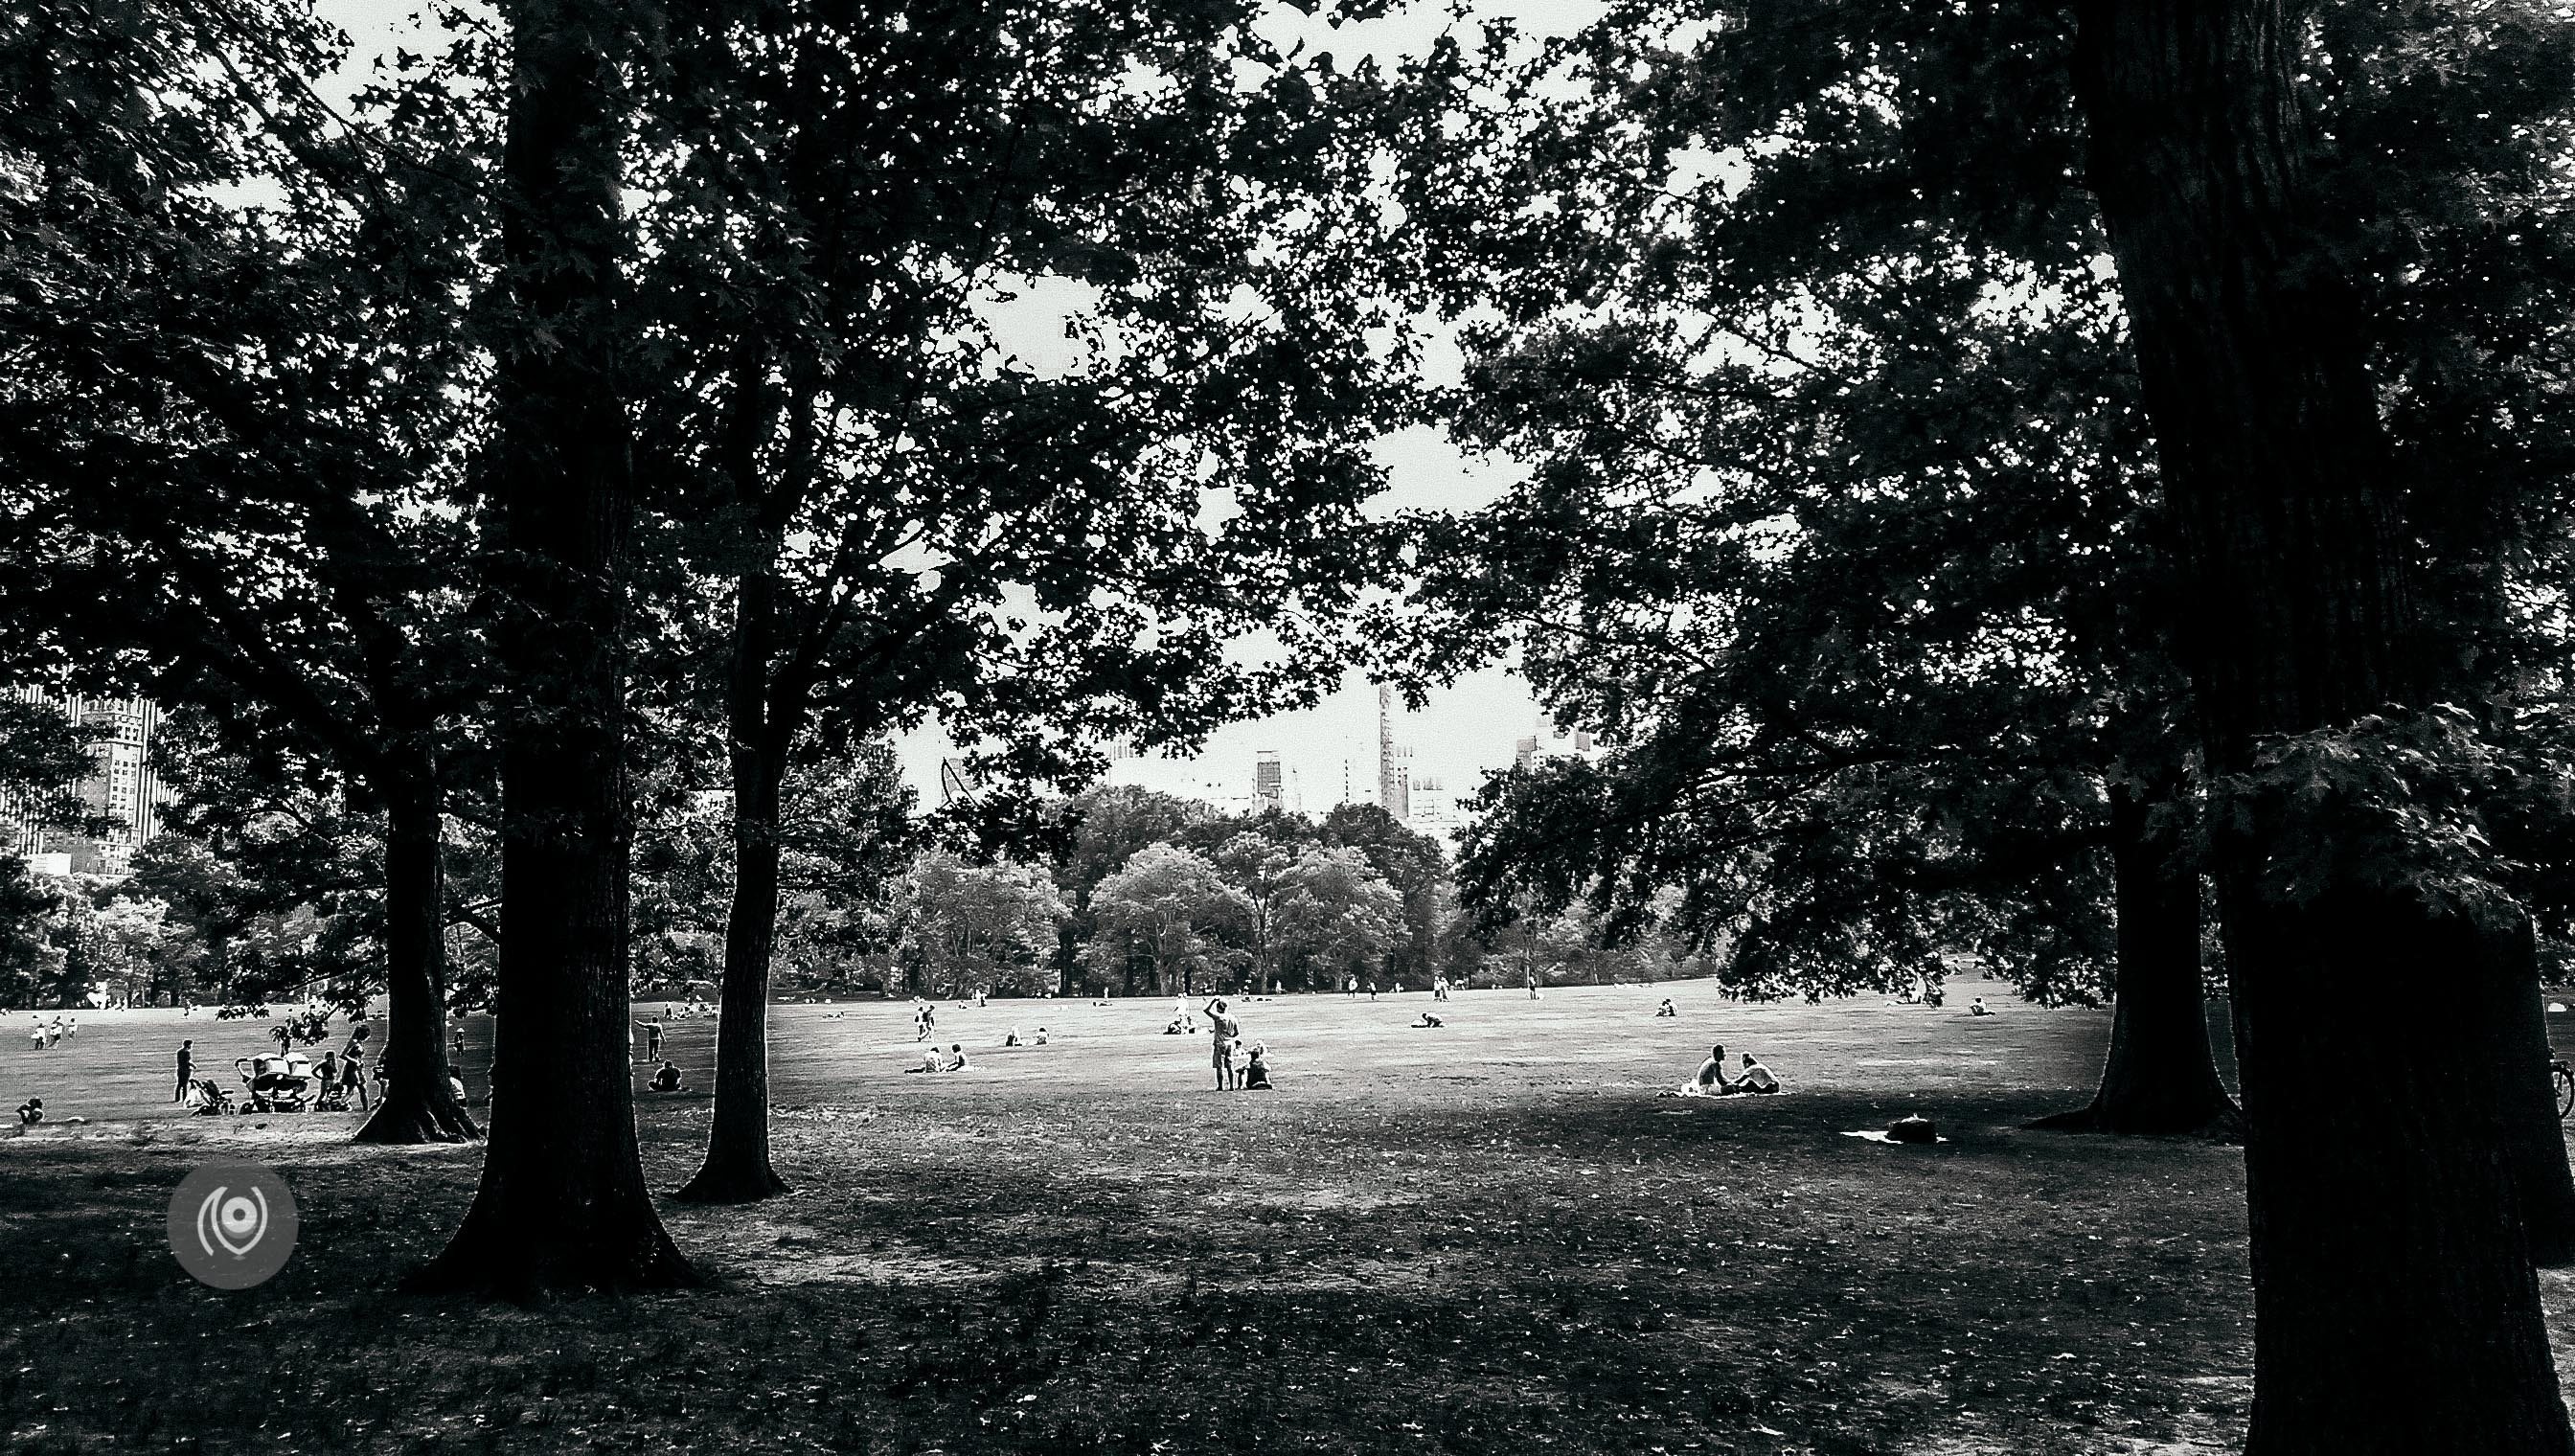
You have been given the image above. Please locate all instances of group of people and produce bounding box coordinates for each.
[907,1042,971,1073]
[165,1025,450,1115]
[1200,998,1273,1090]
[1682,1043,1783,1097]
[25,1013,74,1049]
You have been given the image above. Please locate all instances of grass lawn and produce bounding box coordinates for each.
[3,983,2571,1454]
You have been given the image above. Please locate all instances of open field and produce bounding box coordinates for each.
[3,983,2573,1454]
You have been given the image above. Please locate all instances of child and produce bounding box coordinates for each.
[14,1097,41,1126]
[1242,1045,1273,1090]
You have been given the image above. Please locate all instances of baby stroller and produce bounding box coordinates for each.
[236,1052,317,1112]
[181,1078,235,1116]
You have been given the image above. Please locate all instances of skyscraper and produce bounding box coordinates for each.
[1377,684,1411,822]
[1255,750,1283,805]
[4,689,168,876]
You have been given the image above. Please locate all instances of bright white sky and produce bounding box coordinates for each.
[311,0,1605,810]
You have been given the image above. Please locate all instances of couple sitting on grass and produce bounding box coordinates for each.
[907,1043,971,1074]
[1680,1043,1781,1097]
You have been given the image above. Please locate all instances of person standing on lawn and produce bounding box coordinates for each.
[1204,998,1242,1089]
[340,1033,371,1112]
[173,1039,194,1102]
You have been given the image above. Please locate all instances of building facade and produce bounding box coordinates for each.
[4,690,168,877]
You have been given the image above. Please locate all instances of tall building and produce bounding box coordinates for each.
[1515,716,1602,773]
[4,689,168,876]
[1254,750,1283,806]
[1408,773,1462,838]
[1376,684,1413,822]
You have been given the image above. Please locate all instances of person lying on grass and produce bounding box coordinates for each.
[1730,1054,1782,1094]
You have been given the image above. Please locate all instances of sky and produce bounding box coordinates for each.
[308,0,1598,812]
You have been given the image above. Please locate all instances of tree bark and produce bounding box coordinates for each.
[2074,0,2570,1447]
[406,0,692,1297]
[2463,914,2575,1266]
[355,783,478,1144]
[2034,779,2238,1135]
[675,561,789,1203]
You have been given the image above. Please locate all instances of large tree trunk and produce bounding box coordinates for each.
[2035,779,2238,1135]
[2464,915,2575,1266]
[356,784,478,1144]
[676,565,789,1203]
[407,0,692,1297]
[2074,1,2570,1449]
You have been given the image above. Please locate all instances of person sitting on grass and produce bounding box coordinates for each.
[1162,1017,1186,1035]
[1968,996,1994,1016]
[1678,1043,1732,1096]
[1034,1027,1050,1045]
[906,1046,942,1073]
[1242,1044,1273,1090]
[1413,1012,1444,1028]
[1730,1053,1782,1095]
[1654,997,1678,1018]
[649,1060,685,1092]
[1003,1028,1022,1047]
[14,1097,40,1126]
[943,1043,970,1072]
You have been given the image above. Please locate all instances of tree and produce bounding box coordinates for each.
[630,0,1411,1201]
[2075,4,2575,1445]
[1383,0,2239,1135]
[406,0,693,1296]
[898,853,1067,998]
[0,696,103,1000]
[1086,844,1250,996]
[1048,785,1219,985]
[1317,804,1451,988]
[0,2,488,1144]
[1390,0,2575,1444]
[1212,833,1301,993]
[1274,846,1407,991]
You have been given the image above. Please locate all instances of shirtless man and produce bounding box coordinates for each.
[1685,1043,1731,1096]
[1204,999,1242,1089]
